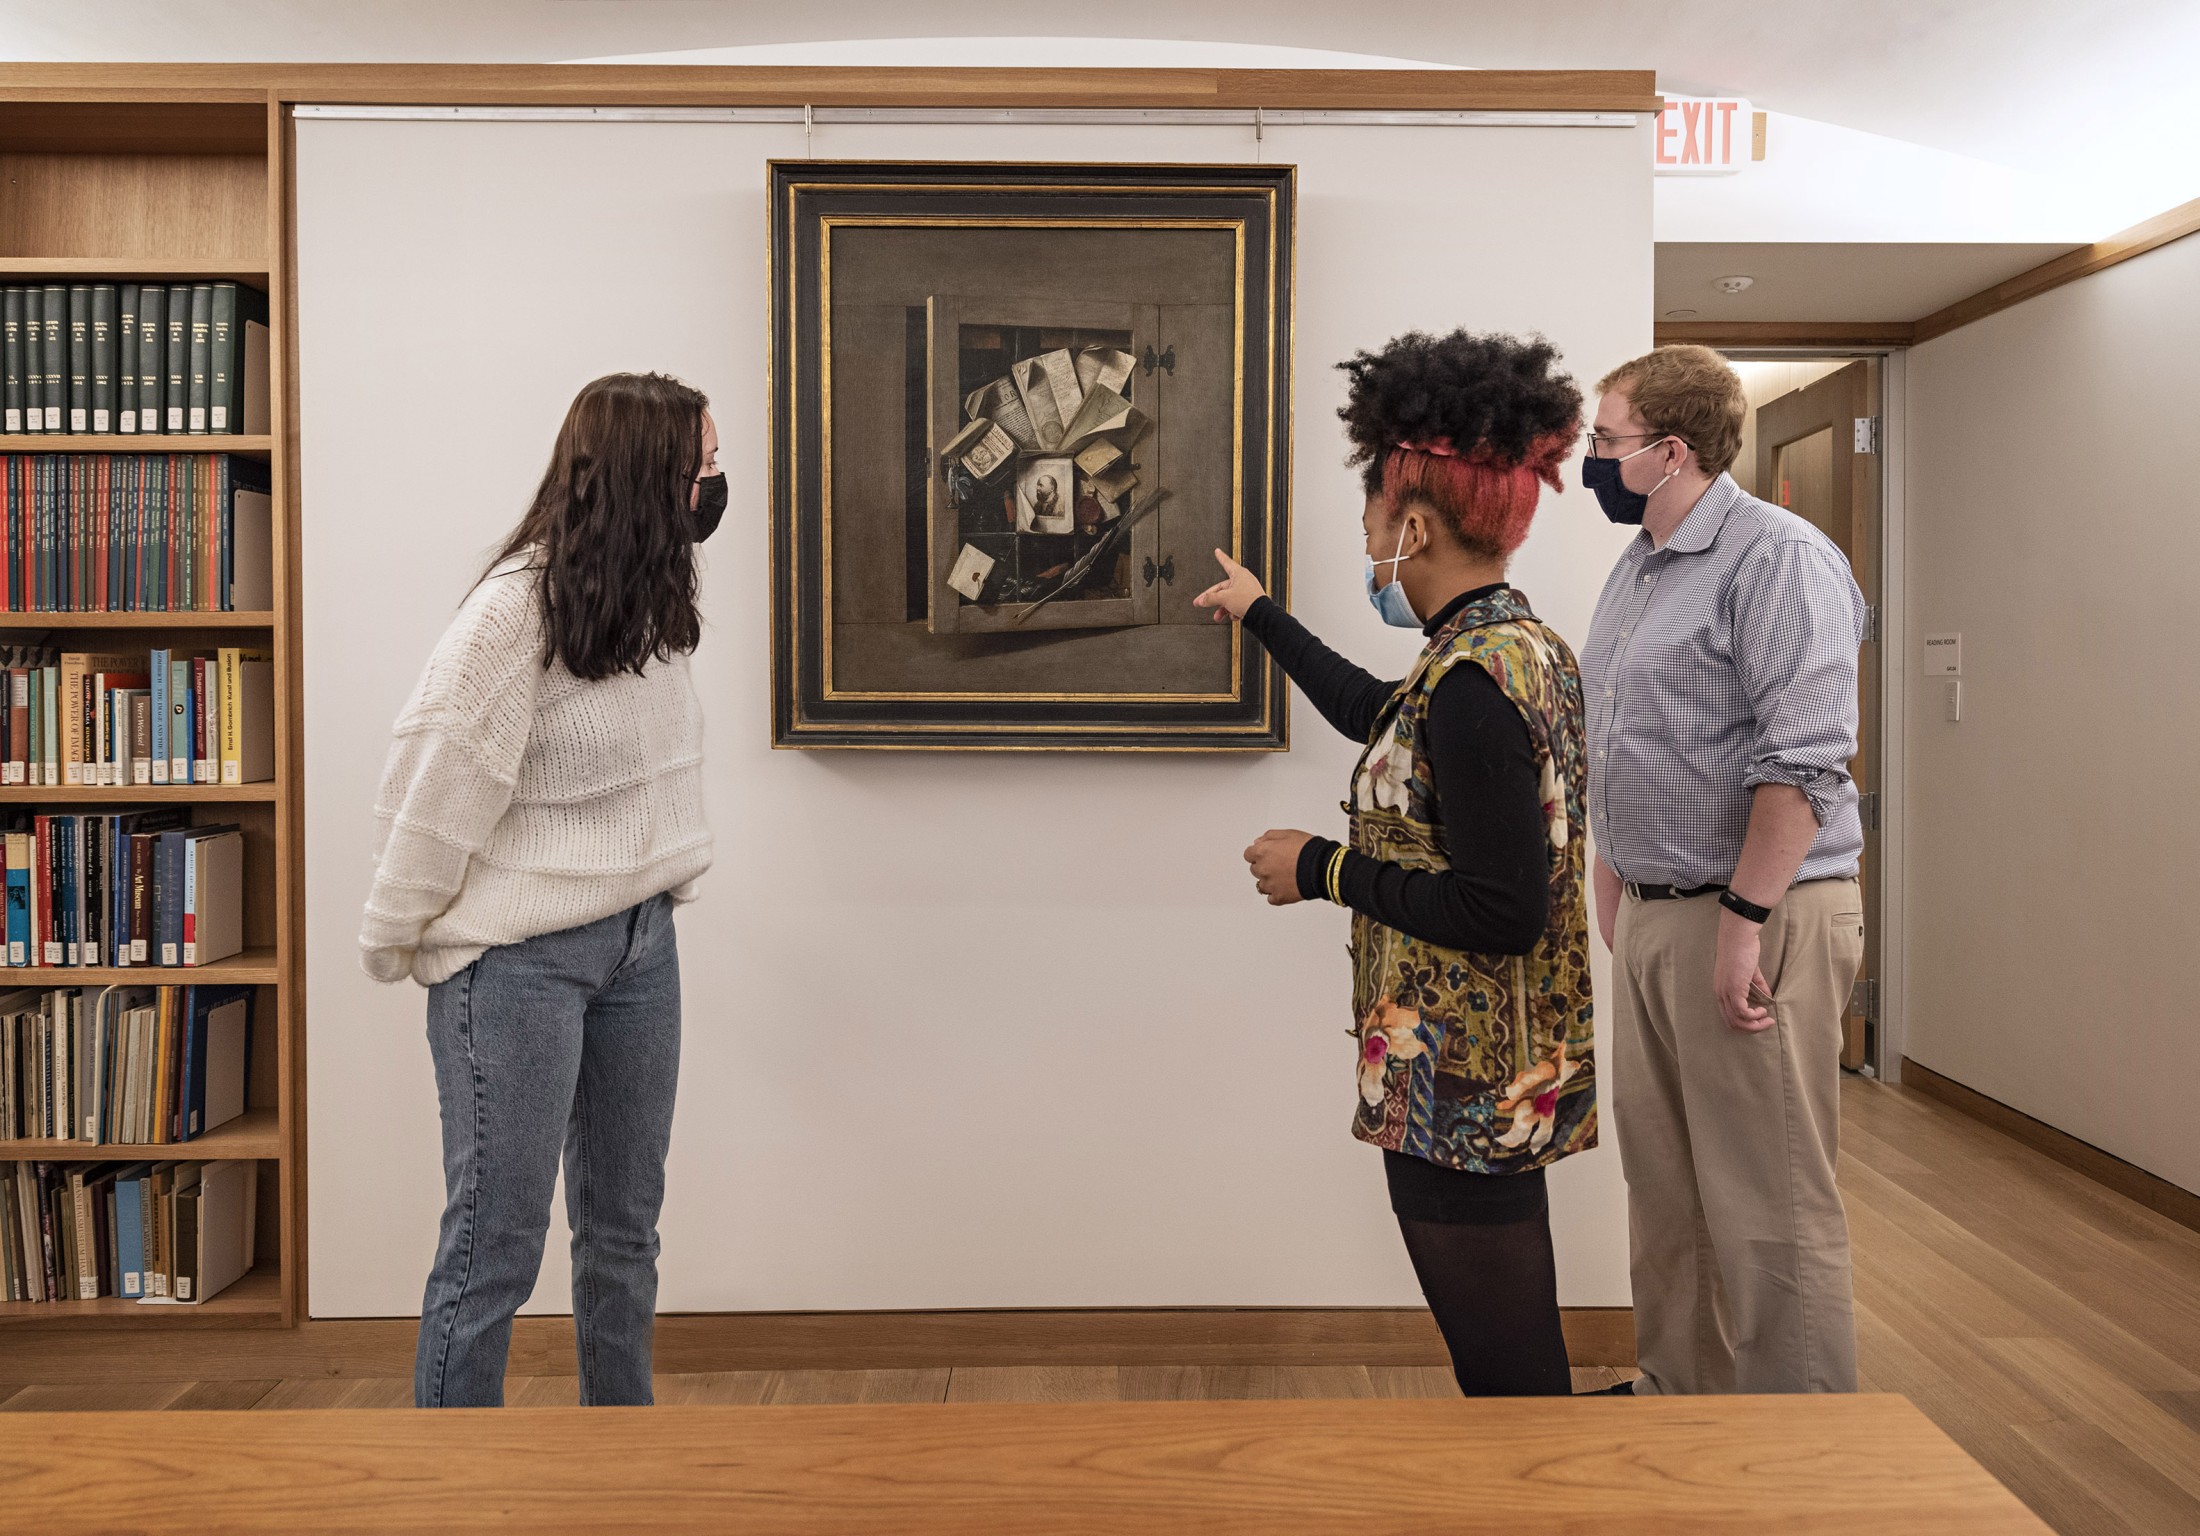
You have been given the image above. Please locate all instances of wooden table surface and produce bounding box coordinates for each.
[0,1393,2047,1533]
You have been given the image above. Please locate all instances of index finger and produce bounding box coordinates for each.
[1212,546,1244,576]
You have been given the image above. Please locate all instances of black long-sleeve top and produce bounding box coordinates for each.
[1242,589,1549,955]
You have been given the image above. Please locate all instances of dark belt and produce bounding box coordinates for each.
[1625,881,1724,901]
[1624,876,1854,902]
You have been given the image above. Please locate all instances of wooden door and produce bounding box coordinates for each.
[1753,360,1881,1070]
[1147,300,1239,629]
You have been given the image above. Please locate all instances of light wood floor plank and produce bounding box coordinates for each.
[0,1382,187,1412]
[251,1378,415,1410]
[1984,1336,2200,1506]
[945,1367,1122,1403]
[759,1369,951,1405]
[165,1380,278,1411]
[1364,1365,1460,1399]
[2009,1416,2200,1536]
[2149,1389,2200,1436]
[652,1372,777,1406]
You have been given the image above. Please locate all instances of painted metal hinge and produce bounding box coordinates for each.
[1848,976,1879,1023]
[1859,790,1880,832]
[1141,344,1176,377]
[1854,416,1880,454]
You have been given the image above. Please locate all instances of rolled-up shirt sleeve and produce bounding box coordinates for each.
[1728,537,1865,826]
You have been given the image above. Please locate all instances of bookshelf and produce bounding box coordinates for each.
[0,94,295,1329]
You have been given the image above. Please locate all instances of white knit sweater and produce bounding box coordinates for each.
[359,562,713,987]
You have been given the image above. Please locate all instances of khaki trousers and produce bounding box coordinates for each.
[1613,879,1865,1395]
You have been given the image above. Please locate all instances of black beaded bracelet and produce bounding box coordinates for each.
[1719,888,1773,924]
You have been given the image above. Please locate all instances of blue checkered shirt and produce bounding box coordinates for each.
[1581,473,1865,889]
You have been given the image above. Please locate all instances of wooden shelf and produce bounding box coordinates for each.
[0,434,272,455]
[0,610,275,629]
[0,1106,279,1161]
[0,258,268,286]
[0,947,278,986]
[0,1262,282,1329]
[0,783,277,803]
[0,84,299,1337]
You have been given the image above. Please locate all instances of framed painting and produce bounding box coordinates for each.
[769,161,1294,750]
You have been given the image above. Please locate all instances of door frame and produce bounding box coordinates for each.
[1720,346,1907,1082]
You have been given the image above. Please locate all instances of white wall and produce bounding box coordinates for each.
[298,113,1649,1317]
[1904,232,2200,1193]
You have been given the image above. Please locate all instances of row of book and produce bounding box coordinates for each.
[0,453,272,612]
[0,645,275,786]
[0,811,246,971]
[0,282,268,437]
[3,984,249,1145]
[3,1157,257,1304]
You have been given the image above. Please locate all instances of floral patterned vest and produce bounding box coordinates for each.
[1346,587,1597,1174]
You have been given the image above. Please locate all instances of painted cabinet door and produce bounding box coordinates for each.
[925,294,1161,636]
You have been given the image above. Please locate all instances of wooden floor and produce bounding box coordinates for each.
[4,1079,2195,1534]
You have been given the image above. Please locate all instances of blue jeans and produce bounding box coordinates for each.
[415,894,681,1407]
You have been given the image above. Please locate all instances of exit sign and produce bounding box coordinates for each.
[1656,96,1755,176]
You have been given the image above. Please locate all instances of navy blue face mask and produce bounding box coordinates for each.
[1581,438,1676,526]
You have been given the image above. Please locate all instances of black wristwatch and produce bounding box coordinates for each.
[1719,888,1773,925]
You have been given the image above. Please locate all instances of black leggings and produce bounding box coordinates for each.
[1384,1152,1572,1397]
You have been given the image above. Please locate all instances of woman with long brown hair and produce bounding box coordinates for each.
[359,372,723,1407]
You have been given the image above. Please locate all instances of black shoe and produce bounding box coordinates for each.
[1583,1379,1634,1396]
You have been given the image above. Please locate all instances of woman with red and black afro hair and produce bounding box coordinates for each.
[1197,330,1599,1398]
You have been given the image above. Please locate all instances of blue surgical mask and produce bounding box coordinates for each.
[1581,437,1678,526]
[1363,519,1421,627]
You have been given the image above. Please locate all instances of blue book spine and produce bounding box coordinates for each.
[181,985,204,1138]
[149,648,168,784]
[114,1167,145,1296]
[109,817,128,968]
[5,848,25,966]
[155,829,181,966]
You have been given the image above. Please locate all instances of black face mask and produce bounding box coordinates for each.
[691,473,728,542]
[1579,439,1676,527]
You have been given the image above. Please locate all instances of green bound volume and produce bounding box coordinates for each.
[117,284,139,434]
[186,283,213,434]
[42,285,66,431]
[137,284,165,436]
[67,284,90,433]
[90,284,117,433]
[2,287,21,434]
[21,286,44,434]
[163,284,189,432]
[207,283,269,434]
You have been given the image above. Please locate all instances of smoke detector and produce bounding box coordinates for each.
[1713,275,1755,295]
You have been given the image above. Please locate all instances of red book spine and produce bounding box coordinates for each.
[95,456,110,612]
[31,816,49,966]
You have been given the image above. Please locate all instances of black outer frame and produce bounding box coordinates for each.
[768,160,1294,752]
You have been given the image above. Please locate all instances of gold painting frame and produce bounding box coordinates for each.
[768,162,1294,751]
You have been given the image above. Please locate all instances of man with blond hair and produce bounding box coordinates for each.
[1577,345,1866,1395]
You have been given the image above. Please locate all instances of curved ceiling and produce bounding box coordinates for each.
[7,0,2195,177]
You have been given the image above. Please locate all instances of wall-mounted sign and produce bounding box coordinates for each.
[1655,96,1756,176]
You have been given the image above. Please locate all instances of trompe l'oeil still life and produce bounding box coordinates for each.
[770,162,1293,749]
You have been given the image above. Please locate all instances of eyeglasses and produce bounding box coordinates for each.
[1583,430,1691,459]
[1583,430,1662,458]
